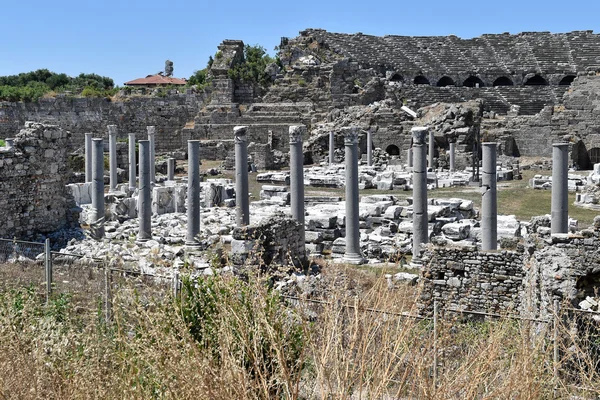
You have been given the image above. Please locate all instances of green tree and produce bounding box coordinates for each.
[227,44,275,86]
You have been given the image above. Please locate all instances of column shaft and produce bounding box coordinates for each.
[329,131,335,165]
[85,133,93,183]
[366,130,373,166]
[234,126,250,226]
[343,127,363,264]
[290,125,306,260]
[187,141,201,245]
[147,126,156,184]
[128,133,136,190]
[108,125,117,191]
[138,140,152,241]
[167,158,175,181]
[551,143,569,234]
[428,130,435,169]
[481,142,497,250]
[91,138,105,239]
[449,141,456,172]
[412,127,428,256]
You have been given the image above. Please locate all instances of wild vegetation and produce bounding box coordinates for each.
[0,262,598,399]
[0,69,116,102]
[227,44,277,86]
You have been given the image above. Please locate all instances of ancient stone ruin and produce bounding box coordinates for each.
[2,28,600,320]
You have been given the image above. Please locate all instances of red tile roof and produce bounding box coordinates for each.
[124,74,187,86]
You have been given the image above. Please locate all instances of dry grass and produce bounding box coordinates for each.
[0,262,598,399]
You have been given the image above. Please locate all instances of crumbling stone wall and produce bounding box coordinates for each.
[0,93,205,153]
[0,122,76,239]
[419,222,600,319]
[419,246,525,315]
[231,214,305,269]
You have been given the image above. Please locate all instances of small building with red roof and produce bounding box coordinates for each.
[124,72,187,87]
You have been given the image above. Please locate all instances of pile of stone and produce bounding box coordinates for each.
[529,174,586,191]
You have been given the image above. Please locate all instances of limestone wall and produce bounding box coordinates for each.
[0,122,76,239]
[0,93,205,153]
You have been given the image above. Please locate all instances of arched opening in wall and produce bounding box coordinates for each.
[524,75,548,86]
[571,141,591,170]
[386,144,400,156]
[436,76,455,87]
[559,75,576,86]
[493,76,514,86]
[413,75,430,85]
[390,73,404,82]
[463,76,485,87]
[589,148,600,166]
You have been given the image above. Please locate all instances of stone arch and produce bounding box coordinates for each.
[413,75,430,85]
[524,75,548,86]
[436,76,455,87]
[493,76,514,86]
[559,75,576,86]
[463,76,485,87]
[386,144,400,156]
[589,148,600,166]
[572,141,591,170]
[390,73,404,82]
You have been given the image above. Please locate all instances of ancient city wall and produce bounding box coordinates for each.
[0,122,76,239]
[0,93,205,153]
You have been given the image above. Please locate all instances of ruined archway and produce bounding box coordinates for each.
[413,75,430,85]
[589,148,600,166]
[463,76,485,87]
[524,75,548,86]
[571,141,591,170]
[493,76,514,86]
[559,75,576,86]
[436,76,455,87]
[386,144,400,156]
[390,73,404,82]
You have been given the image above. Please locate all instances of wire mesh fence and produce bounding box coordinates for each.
[0,238,45,294]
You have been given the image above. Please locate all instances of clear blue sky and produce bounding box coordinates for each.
[3,0,599,86]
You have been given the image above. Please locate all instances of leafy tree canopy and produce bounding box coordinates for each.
[227,44,275,86]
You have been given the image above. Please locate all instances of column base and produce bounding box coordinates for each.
[342,252,365,265]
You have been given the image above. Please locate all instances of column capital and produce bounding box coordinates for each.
[107,125,118,136]
[342,127,359,145]
[234,125,248,143]
[411,126,428,145]
[289,125,306,144]
[146,126,156,135]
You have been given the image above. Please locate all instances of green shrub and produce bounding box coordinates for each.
[227,44,275,86]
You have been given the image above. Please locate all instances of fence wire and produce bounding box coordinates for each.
[0,238,45,293]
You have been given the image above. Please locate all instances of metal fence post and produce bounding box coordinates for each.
[45,238,52,303]
[105,264,112,324]
[433,299,438,389]
[172,271,180,299]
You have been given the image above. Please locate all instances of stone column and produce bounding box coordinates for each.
[481,142,497,250]
[128,132,136,191]
[138,140,152,241]
[289,125,306,261]
[407,146,413,168]
[329,131,335,165]
[167,158,175,181]
[551,143,569,234]
[343,127,364,264]
[4,138,14,149]
[366,130,373,166]
[108,125,118,192]
[412,127,428,256]
[147,126,156,184]
[428,130,435,169]
[187,141,201,246]
[85,133,93,182]
[234,126,250,226]
[91,138,105,239]
[449,140,456,172]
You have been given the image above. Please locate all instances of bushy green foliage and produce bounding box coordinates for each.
[227,44,275,86]
[187,69,208,87]
[0,69,115,102]
[178,275,305,392]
